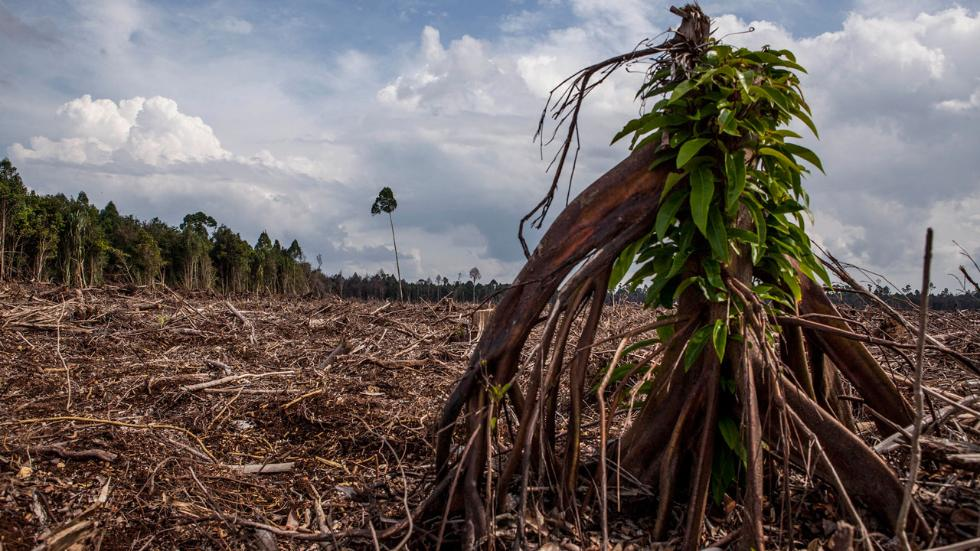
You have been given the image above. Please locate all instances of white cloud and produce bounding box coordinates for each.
[714,8,980,286]
[936,87,980,111]
[12,95,230,166]
[377,26,526,115]
[4,2,980,288]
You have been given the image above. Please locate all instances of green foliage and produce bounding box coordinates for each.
[0,158,314,293]
[610,42,831,368]
[371,187,398,215]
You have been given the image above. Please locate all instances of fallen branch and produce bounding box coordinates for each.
[34,443,118,462]
[226,300,257,345]
[226,462,295,474]
[875,395,980,453]
[776,315,978,375]
[4,416,214,461]
[925,536,980,551]
[180,371,294,392]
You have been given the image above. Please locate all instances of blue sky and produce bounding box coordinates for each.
[2,0,979,289]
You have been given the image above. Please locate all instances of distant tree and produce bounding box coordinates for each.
[371,186,403,300]
[0,158,27,279]
[469,266,481,301]
[178,212,216,289]
[133,229,163,286]
[212,225,252,292]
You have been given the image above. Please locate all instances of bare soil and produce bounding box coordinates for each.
[1,283,977,550]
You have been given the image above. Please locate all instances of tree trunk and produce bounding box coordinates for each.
[0,198,7,280]
[388,211,403,301]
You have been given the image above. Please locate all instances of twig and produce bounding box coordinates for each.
[281,389,324,410]
[924,536,980,551]
[875,395,980,453]
[584,315,681,351]
[56,302,71,411]
[597,337,629,551]
[226,300,257,345]
[226,462,295,474]
[34,444,118,462]
[4,416,214,461]
[787,408,874,551]
[180,371,294,392]
[819,247,977,373]
[896,228,932,551]
[960,266,980,293]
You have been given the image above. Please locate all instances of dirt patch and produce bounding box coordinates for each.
[0,283,977,549]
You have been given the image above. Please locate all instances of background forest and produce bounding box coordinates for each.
[2,157,977,308]
[0,157,507,302]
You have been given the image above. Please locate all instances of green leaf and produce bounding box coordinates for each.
[703,258,724,290]
[723,153,746,214]
[672,276,700,303]
[706,207,730,263]
[793,107,819,138]
[778,265,803,303]
[662,170,687,200]
[717,108,738,135]
[719,416,740,452]
[611,117,646,145]
[712,319,728,362]
[656,321,676,342]
[782,143,824,173]
[609,238,643,290]
[689,166,714,237]
[684,325,713,371]
[736,70,754,96]
[676,138,712,169]
[655,189,688,240]
[669,79,696,104]
[759,147,801,172]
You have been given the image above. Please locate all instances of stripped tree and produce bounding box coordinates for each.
[420,5,966,550]
[372,186,404,301]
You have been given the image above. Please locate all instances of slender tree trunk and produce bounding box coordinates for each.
[388,211,403,301]
[0,198,7,280]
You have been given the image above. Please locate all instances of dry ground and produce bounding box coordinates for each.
[0,283,978,550]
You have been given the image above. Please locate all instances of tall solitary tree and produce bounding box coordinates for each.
[469,266,481,301]
[371,186,403,300]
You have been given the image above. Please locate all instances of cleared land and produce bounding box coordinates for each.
[1,283,977,549]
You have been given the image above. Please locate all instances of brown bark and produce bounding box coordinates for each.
[780,375,928,536]
[799,275,913,429]
[435,143,669,472]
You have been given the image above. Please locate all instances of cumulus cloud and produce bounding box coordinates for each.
[936,88,980,111]
[376,26,520,115]
[4,2,979,288]
[712,8,980,287]
[11,95,230,166]
[8,94,354,182]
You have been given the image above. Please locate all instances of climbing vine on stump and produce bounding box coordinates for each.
[423,5,934,550]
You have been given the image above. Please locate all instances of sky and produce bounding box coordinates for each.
[2,0,979,290]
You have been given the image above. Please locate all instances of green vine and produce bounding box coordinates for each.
[604,40,833,505]
[609,43,830,350]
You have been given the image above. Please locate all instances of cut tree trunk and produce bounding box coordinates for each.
[426,143,925,549]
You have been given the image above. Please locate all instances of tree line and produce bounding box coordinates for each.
[0,158,311,293]
[4,157,976,307]
[0,158,511,302]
